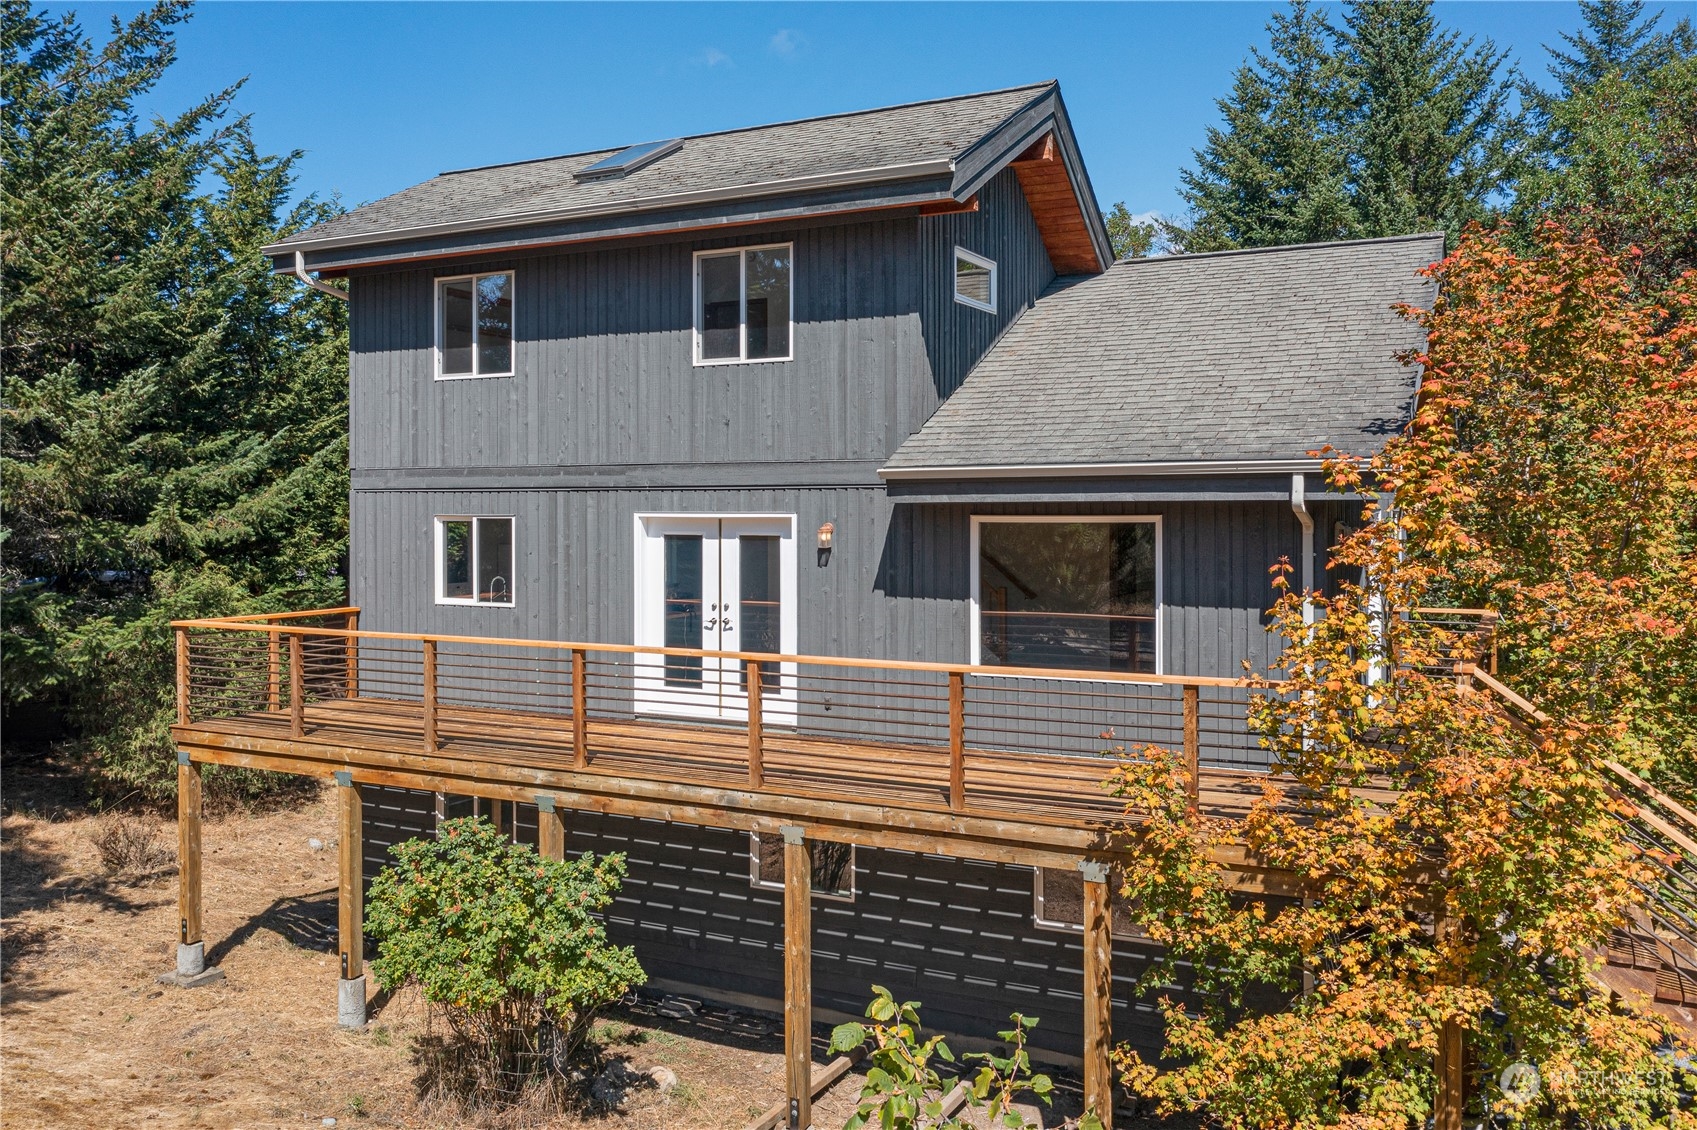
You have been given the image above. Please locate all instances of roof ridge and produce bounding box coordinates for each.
[1108,231,1446,269]
[436,81,1058,180]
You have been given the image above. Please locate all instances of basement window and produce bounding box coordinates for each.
[953,247,996,313]
[1032,866,1144,937]
[435,516,515,606]
[750,832,855,902]
[695,244,792,364]
[436,271,514,378]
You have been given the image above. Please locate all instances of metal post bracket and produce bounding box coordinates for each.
[779,824,806,846]
[177,749,191,766]
[333,770,353,787]
[1078,860,1110,885]
[536,795,556,813]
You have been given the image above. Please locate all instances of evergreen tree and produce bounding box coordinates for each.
[1103,201,1159,260]
[1543,0,1695,100]
[0,0,349,800]
[1337,0,1523,243]
[1171,0,1355,252]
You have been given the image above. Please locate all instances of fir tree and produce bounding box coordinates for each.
[0,0,349,799]
[1171,0,1354,252]
[1543,0,1695,99]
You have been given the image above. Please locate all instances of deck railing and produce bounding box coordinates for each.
[173,608,1269,813]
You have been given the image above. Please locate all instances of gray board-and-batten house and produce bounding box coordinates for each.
[263,81,1440,1062]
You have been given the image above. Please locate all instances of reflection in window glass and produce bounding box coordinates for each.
[978,521,1156,672]
[1033,867,1142,935]
[746,247,791,359]
[699,253,741,360]
[438,516,514,605]
[663,535,703,686]
[752,833,854,900]
[441,520,472,600]
[476,274,513,374]
[739,535,781,691]
[954,250,994,311]
[438,272,513,376]
[696,245,791,363]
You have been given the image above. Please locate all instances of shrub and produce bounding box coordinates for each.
[365,817,645,1109]
[90,814,172,877]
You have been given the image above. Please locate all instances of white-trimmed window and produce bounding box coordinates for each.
[953,247,996,313]
[436,271,514,378]
[749,832,854,902]
[435,516,515,606]
[694,244,793,364]
[971,516,1161,673]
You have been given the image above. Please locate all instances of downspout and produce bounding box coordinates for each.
[294,251,349,301]
[1290,473,1315,628]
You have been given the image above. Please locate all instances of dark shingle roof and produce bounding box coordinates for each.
[882,233,1444,475]
[269,83,1054,253]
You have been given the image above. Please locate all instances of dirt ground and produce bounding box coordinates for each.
[1,763,1166,1129]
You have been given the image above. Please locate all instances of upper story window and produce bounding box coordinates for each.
[973,517,1160,673]
[953,247,996,314]
[435,516,515,606]
[437,271,514,379]
[694,244,792,364]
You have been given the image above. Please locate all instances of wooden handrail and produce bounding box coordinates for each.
[201,606,361,624]
[171,611,1259,690]
[1459,665,1550,724]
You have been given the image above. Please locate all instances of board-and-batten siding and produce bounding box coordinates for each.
[347,169,1052,474]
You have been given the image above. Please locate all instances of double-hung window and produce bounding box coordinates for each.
[972,517,1160,673]
[953,247,996,313]
[436,271,514,378]
[435,516,515,606]
[694,244,792,364]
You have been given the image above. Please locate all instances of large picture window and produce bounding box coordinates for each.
[435,516,515,606]
[973,517,1160,673]
[694,244,792,364]
[437,271,514,378]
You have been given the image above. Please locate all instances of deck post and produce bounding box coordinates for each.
[422,638,438,752]
[344,610,359,699]
[176,628,190,725]
[177,752,204,973]
[571,647,588,768]
[1182,685,1200,814]
[748,661,765,788]
[1434,905,1463,1130]
[781,825,813,1130]
[536,795,566,861]
[267,628,281,711]
[948,671,966,812]
[335,771,366,1029]
[289,632,305,738]
[1080,860,1114,1129]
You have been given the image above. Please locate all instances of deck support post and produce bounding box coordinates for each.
[177,751,204,973]
[781,825,813,1130]
[267,628,281,711]
[1080,859,1114,1130]
[1434,905,1463,1130]
[344,610,359,699]
[536,795,566,861]
[748,661,765,788]
[422,638,438,752]
[289,632,305,738]
[1182,685,1200,814]
[948,671,966,812]
[571,647,588,768]
[335,771,366,1030]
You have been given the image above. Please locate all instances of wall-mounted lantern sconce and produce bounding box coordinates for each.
[816,521,834,567]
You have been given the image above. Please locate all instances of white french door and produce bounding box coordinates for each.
[634,514,796,722]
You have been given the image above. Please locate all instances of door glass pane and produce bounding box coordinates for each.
[746,247,790,359]
[738,535,781,691]
[978,522,1156,672]
[476,518,513,604]
[441,520,472,599]
[476,273,513,374]
[699,253,741,359]
[440,280,474,374]
[663,534,704,686]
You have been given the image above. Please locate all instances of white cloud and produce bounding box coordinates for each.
[769,28,804,57]
[702,46,733,68]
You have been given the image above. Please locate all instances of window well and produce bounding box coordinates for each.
[574,138,683,181]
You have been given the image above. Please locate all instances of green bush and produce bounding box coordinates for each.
[365,817,645,1106]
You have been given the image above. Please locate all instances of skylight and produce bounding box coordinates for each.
[573,138,683,181]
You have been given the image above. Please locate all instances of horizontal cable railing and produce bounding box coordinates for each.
[173,608,1270,817]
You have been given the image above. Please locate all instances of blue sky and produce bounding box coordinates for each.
[74,2,1596,222]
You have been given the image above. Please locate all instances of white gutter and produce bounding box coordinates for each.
[878,458,1324,481]
[262,158,958,257]
[1290,472,1315,628]
[293,251,349,301]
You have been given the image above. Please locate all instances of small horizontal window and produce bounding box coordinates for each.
[436,516,514,606]
[750,832,854,902]
[695,245,792,364]
[954,247,996,313]
[437,272,513,378]
[1032,866,1144,937]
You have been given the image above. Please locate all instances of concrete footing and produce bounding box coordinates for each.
[338,975,367,1029]
[156,942,224,989]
